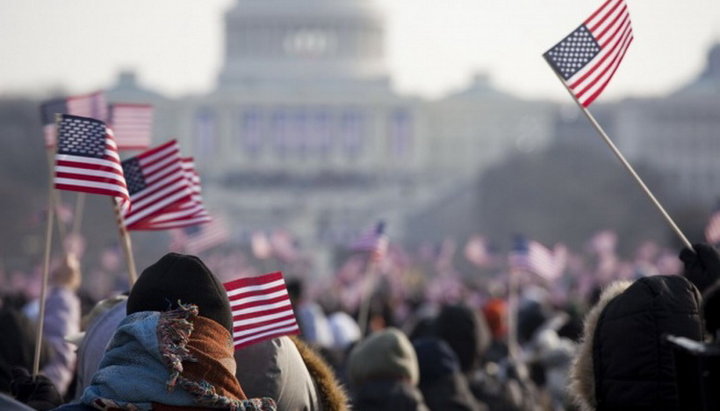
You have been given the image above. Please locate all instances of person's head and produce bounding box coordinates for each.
[347,327,419,387]
[434,304,491,373]
[126,253,233,334]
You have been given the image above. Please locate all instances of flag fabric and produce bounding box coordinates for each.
[706,208,720,245]
[54,114,130,206]
[133,158,211,230]
[41,91,107,147]
[543,0,633,107]
[270,230,299,262]
[173,216,230,255]
[509,236,564,280]
[223,271,300,349]
[464,235,493,267]
[121,140,193,229]
[350,221,388,261]
[108,103,154,151]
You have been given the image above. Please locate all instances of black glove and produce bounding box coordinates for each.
[10,367,63,410]
[679,243,720,294]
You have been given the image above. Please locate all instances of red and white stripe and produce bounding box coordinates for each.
[133,158,211,230]
[54,123,130,205]
[109,103,154,151]
[183,216,229,254]
[123,140,193,228]
[223,271,300,349]
[509,240,564,281]
[67,91,107,121]
[567,0,634,107]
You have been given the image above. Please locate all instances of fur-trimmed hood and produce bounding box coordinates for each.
[569,281,631,411]
[569,275,703,411]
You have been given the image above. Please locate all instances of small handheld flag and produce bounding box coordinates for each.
[121,140,192,228]
[351,221,388,262]
[223,272,300,349]
[543,0,633,107]
[54,114,130,205]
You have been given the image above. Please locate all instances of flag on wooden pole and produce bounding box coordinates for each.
[543,0,633,106]
[509,236,565,281]
[121,140,192,228]
[54,115,130,207]
[223,271,300,349]
[350,221,388,262]
[133,158,212,230]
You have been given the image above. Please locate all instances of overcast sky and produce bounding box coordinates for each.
[1,0,718,101]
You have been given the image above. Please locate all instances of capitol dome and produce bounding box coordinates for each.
[217,0,388,90]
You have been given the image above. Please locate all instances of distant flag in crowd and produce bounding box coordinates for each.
[54,114,130,206]
[509,236,564,281]
[121,140,192,229]
[706,206,720,245]
[137,158,211,230]
[108,103,154,151]
[41,91,107,147]
[172,216,229,255]
[350,221,388,262]
[223,271,300,349]
[464,235,493,268]
[543,0,633,106]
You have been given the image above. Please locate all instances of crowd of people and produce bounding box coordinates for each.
[1,235,719,410]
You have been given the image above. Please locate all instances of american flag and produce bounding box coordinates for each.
[41,91,107,147]
[509,236,564,281]
[108,103,154,151]
[223,271,300,349]
[706,207,720,245]
[134,158,211,230]
[121,140,193,229]
[350,221,388,262]
[543,0,633,107]
[171,216,229,255]
[54,114,130,206]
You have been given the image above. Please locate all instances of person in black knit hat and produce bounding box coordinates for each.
[126,252,234,334]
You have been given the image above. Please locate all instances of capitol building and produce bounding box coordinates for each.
[105,0,551,272]
[103,0,720,271]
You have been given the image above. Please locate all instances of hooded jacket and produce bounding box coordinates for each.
[570,275,704,411]
[234,335,349,411]
[347,328,429,411]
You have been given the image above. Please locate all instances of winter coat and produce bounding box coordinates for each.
[234,335,349,411]
[570,275,704,411]
[56,304,275,410]
[73,298,127,400]
[43,286,81,396]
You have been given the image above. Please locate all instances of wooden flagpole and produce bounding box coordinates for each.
[33,150,58,376]
[357,260,377,338]
[112,198,138,286]
[552,71,692,249]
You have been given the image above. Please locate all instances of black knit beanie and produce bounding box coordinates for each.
[127,253,233,334]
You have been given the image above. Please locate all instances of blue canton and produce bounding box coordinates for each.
[543,25,600,80]
[121,157,147,195]
[57,116,107,158]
